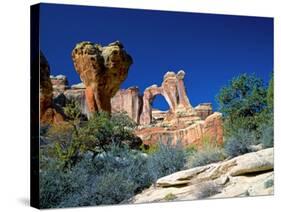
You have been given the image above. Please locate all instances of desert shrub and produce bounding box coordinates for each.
[40,140,188,208]
[111,111,137,129]
[47,122,74,144]
[264,179,274,189]
[185,144,197,156]
[76,111,139,151]
[224,129,257,158]
[39,148,89,208]
[148,140,186,180]
[141,143,159,155]
[40,124,50,136]
[41,109,189,208]
[267,73,274,110]
[164,193,177,201]
[259,121,274,148]
[195,182,222,199]
[50,111,141,168]
[89,145,153,191]
[63,99,81,122]
[187,146,225,168]
[46,145,152,208]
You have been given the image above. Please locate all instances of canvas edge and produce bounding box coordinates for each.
[30,3,40,209]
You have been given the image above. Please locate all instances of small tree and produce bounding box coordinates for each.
[63,99,81,135]
[217,73,267,137]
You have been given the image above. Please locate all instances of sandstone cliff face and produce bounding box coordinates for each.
[135,112,223,147]
[40,52,64,124]
[71,41,132,114]
[131,148,274,203]
[51,81,141,121]
[194,103,213,120]
[111,87,143,123]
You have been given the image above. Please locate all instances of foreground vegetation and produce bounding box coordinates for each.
[40,107,186,208]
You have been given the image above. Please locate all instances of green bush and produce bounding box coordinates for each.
[148,140,186,180]
[259,121,273,148]
[50,111,141,168]
[164,193,177,201]
[39,148,89,208]
[267,73,273,110]
[264,179,274,189]
[140,143,159,155]
[41,146,148,208]
[40,140,188,208]
[187,146,225,168]
[224,129,257,158]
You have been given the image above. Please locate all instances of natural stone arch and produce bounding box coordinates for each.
[140,85,163,125]
[140,70,195,125]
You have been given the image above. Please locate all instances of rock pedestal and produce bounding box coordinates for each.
[71,41,132,114]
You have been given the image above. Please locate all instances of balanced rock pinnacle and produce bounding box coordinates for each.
[72,41,133,114]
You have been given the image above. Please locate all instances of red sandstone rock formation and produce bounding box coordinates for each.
[72,41,132,114]
[140,70,196,125]
[40,52,64,124]
[111,87,143,123]
[49,66,223,148]
[194,103,213,120]
[135,112,223,148]
[135,70,223,148]
[50,75,69,96]
[203,112,224,145]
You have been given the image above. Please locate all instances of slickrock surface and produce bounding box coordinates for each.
[131,148,274,203]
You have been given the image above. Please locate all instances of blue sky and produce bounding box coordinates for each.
[39,3,273,110]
